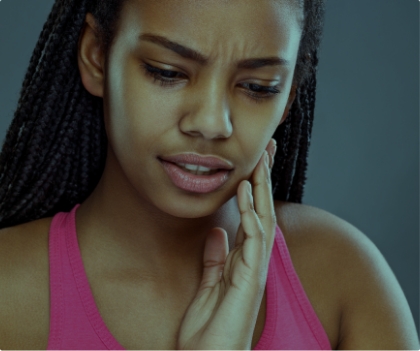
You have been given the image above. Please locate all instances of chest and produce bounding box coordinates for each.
[1,213,341,350]
[4,253,340,351]
[80,228,341,350]
[93,276,342,350]
[85,277,269,350]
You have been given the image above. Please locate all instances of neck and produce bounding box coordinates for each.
[75,147,242,288]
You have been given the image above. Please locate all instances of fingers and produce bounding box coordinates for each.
[236,180,266,271]
[234,140,277,262]
[251,148,277,259]
[233,181,253,249]
[267,139,277,170]
[235,138,277,247]
[200,228,229,290]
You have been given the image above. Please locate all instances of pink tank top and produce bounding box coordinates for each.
[47,203,332,350]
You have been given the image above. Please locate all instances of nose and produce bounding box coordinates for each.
[179,83,233,140]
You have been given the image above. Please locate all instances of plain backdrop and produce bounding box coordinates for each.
[0,0,418,337]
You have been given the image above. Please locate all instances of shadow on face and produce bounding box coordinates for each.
[77,0,303,218]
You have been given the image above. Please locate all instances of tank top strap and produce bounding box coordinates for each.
[47,203,125,350]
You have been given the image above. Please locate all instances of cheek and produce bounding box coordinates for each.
[237,107,281,141]
[106,62,165,150]
[234,112,281,175]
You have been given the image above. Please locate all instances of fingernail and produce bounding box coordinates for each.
[272,145,277,162]
[247,182,254,209]
[269,143,277,157]
[264,150,269,166]
[269,145,277,170]
[247,181,252,194]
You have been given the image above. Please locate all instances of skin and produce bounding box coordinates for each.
[76,0,301,298]
[3,1,420,349]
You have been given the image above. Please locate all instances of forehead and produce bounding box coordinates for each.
[116,0,303,63]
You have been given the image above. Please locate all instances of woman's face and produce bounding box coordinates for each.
[95,0,302,218]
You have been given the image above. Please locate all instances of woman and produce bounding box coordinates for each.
[0,0,418,349]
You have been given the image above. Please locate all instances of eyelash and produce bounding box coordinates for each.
[140,63,281,104]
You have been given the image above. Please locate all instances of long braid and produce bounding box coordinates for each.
[0,3,73,196]
[271,0,325,202]
[0,0,108,228]
[271,87,304,201]
[0,0,62,180]
[4,2,84,208]
[0,0,325,229]
[287,51,318,202]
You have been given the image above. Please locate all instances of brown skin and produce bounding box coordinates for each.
[1,1,419,349]
[76,0,300,294]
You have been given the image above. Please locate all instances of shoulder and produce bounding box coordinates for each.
[0,217,53,349]
[273,200,420,350]
[0,217,52,271]
[273,199,347,253]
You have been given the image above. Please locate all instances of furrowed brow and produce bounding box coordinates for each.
[139,33,290,69]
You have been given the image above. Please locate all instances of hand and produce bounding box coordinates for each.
[176,138,278,350]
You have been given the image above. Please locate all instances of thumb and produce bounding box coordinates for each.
[199,227,229,291]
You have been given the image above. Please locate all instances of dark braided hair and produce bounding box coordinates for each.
[0,0,326,229]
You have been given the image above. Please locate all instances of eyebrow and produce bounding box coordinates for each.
[139,33,290,69]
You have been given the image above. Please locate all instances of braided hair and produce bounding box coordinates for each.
[0,0,326,229]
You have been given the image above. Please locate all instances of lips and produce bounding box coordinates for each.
[159,153,234,170]
[159,159,231,193]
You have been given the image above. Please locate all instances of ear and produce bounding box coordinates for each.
[77,13,105,98]
[278,84,297,126]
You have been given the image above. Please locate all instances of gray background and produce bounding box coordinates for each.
[0,0,418,338]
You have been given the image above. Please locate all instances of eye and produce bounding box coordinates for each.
[141,63,184,87]
[141,63,282,103]
[241,83,282,104]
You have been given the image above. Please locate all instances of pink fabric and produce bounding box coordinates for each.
[47,203,332,350]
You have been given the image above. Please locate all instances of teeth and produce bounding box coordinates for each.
[176,163,214,172]
[176,163,219,175]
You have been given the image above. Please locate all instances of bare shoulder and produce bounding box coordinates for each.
[0,217,52,272]
[272,199,347,269]
[273,200,420,350]
[273,200,346,349]
[0,217,53,349]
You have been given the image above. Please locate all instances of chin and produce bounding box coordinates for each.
[155,191,234,219]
